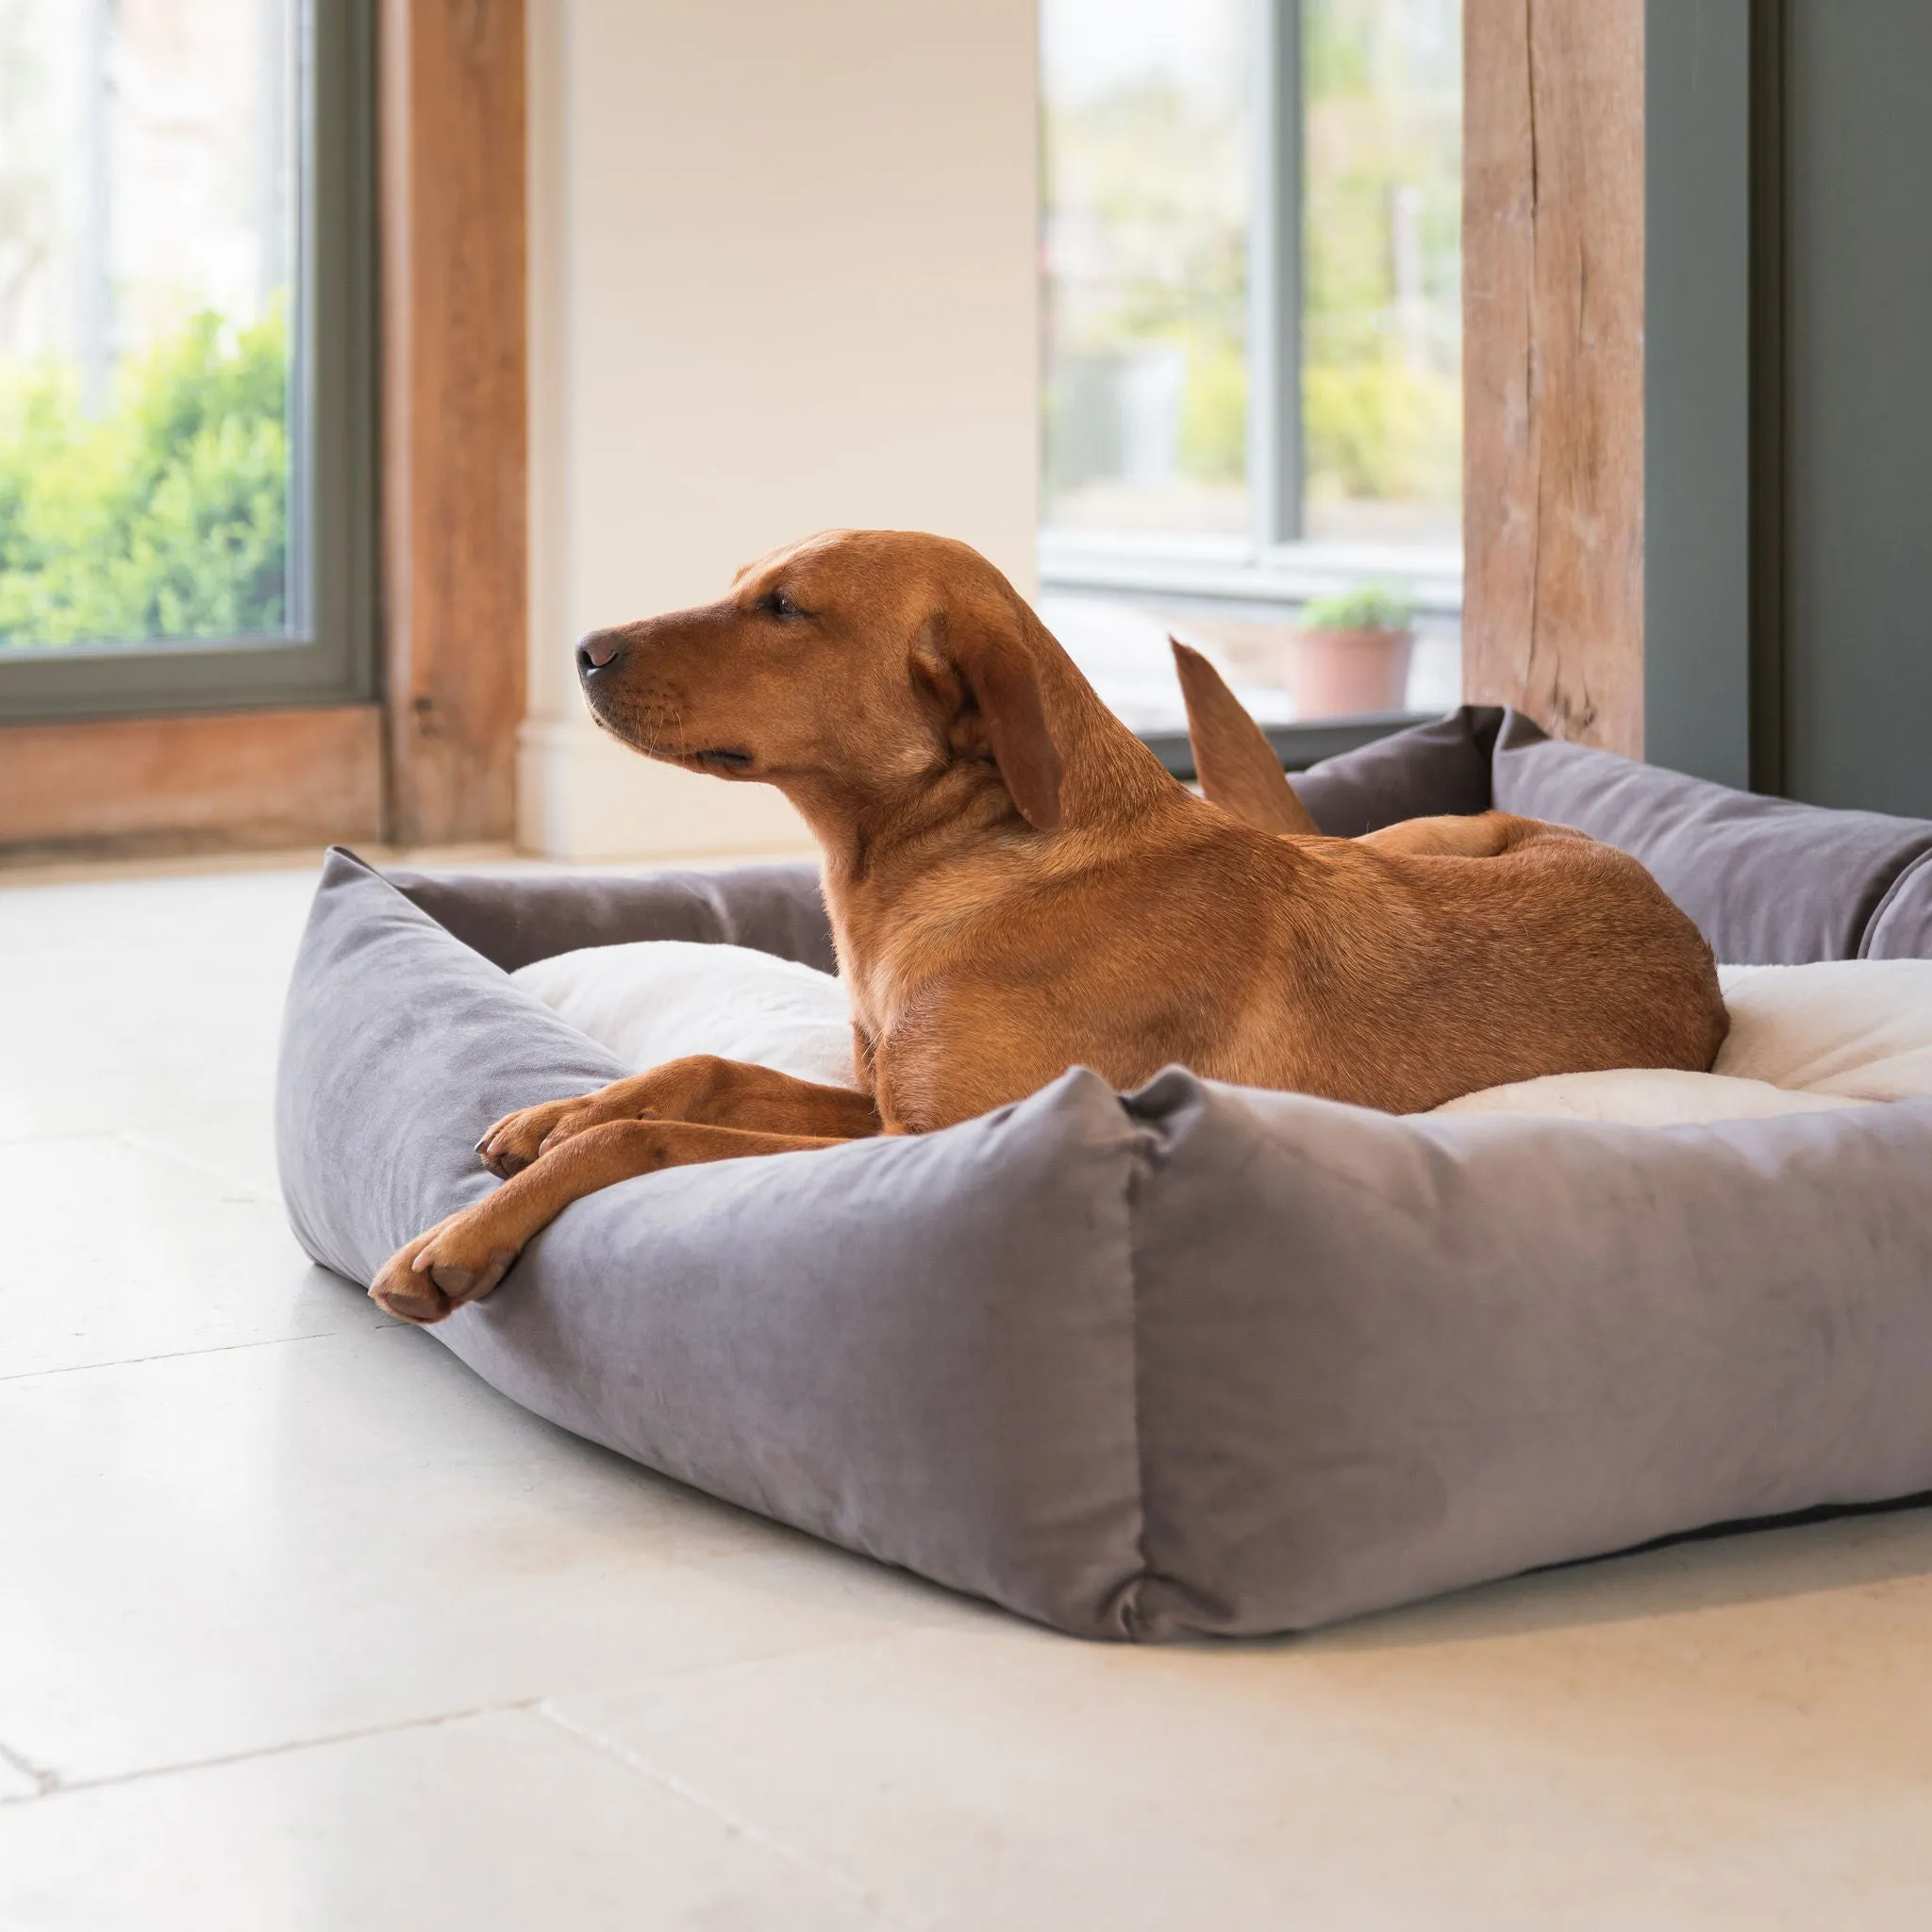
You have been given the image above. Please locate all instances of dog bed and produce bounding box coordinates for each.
[513,941,1932,1128]
[275,710,1932,1639]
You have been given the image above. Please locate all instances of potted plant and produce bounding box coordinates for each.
[1287,584,1416,718]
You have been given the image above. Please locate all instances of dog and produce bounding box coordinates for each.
[371,530,1726,1323]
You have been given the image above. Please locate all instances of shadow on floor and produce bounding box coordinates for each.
[1296,1491,1932,1653]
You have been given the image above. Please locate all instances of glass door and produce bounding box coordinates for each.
[0,0,373,721]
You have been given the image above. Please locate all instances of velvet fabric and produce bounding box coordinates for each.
[1124,1072,1932,1634]
[1291,705,1504,835]
[275,715,1932,1637]
[279,852,1146,1640]
[1491,714,1932,964]
[387,862,837,976]
[1863,851,1932,960]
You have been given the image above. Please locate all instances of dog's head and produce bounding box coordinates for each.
[576,529,1064,831]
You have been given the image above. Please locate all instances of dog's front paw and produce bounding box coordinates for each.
[476,1097,587,1178]
[370,1212,521,1326]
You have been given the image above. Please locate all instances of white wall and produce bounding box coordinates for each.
[522,0,1041,860]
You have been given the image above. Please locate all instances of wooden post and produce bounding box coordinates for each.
[1462,0,1645,757]
[380,0,527,844]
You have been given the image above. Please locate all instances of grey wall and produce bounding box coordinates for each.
[1780,2,1932,816]
[1645,0,1932,817]
[1644,0,1753,792]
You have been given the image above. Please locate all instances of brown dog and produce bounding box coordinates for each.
[371,530,1726,1323]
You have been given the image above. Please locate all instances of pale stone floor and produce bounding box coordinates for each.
[4,854,1931,1930]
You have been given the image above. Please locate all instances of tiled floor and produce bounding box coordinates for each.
[4,858,1932,1930]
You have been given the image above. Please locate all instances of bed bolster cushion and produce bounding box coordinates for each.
[1863,850,1932,960]
[1291,705,1505,836]
[1492,714,1932,964]
[388,862,837,975]
[1122,1070,1932,1635]
[278,851,1147,1638]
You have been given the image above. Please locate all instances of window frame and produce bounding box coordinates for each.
[1038,0,1463,641]
[0,0,377,725]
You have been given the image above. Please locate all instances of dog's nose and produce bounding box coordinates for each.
[576,629,625,677]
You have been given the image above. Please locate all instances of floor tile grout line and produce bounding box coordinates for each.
[108,1124,287,1204]
[0,1328,364,1387]
[0,1699,545,1808]
[535,1701,922,1930]
[0,1737,56,1799]
[112,1128,273,1193]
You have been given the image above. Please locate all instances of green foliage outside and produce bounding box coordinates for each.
[1042,0,1460,523]
[1178,340,1246,484]
[1043,70,1250,503]
[1301,0,1460,513]
[1304,362,1457,505]
[1300,580,1416,632]
[0,305,289,649]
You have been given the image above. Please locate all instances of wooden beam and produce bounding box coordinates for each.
[0,705,382,864]
[380,0,527,844]
[1463,0,1645,757]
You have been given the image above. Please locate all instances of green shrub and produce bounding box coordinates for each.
[0,306,289,648]
[1300,581,1415,633]
[1177,338,1247,485]
[1303,359,1459,508]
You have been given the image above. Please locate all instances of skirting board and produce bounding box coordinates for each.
[0,703,383,864]
[516,716,816,863]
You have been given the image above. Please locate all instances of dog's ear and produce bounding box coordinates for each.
[1171,638,1319,837]
[914,608,1063,831]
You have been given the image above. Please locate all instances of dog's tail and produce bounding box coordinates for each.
[1170,639,1320,837]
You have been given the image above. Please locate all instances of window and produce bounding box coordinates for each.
[1040,0,1461,750]
[0,0,373,723]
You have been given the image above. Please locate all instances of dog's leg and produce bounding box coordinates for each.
[477,1055,880,1178]
[1357,811,1587,858]
[1170,638,1320,836]
[371,1118,849,1324]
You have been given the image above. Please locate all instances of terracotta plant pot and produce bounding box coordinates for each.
[1284,625,1414,718]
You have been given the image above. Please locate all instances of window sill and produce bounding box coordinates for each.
[1038,528,1464,617]
[0,704,382,863]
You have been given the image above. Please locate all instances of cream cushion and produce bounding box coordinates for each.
[511,941,858,1090]
[1435,959,1932,1121]
[514,943,1932,1125]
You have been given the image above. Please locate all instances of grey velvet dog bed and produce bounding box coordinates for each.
[276,711,1932,1639]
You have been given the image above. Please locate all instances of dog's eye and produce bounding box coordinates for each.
[763,590,799,619]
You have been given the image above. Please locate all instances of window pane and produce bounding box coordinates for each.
[1303,0,1460,544]
[1041,0,1251,537]
[0,0,298,654]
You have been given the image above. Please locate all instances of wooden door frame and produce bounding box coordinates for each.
[380,0,527,848]
[1461,0,1647,759]
[0,0,526,865]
